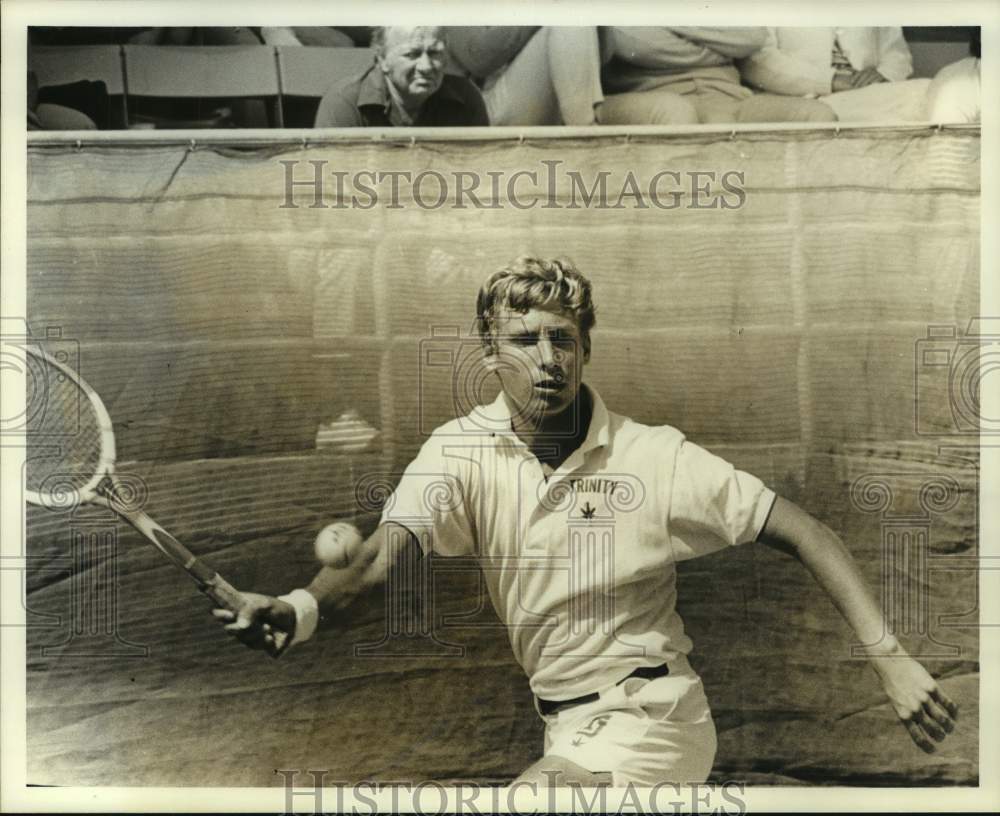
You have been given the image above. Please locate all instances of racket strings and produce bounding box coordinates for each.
[26,356,107,498]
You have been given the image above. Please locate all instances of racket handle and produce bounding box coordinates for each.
[199,571,246,612]
[203,572,291,659]
[118,504,291,658]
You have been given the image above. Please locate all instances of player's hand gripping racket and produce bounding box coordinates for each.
[23,344,290,656]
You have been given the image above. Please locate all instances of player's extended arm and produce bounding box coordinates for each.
[212,522,422,655]
[305,522,422,617]
[758,497,959,753]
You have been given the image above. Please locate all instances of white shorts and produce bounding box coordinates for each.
[538,658,717,786]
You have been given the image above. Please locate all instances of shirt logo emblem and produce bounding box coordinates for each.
[571,713,612,746]
[580,502,597,519]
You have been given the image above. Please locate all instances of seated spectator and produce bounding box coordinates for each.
[314,26,488,127]
[924,30,980,123]
[599,27,835,125]
[446,27,606,126]
[739,27,931,122]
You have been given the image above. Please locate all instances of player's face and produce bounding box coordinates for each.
[379,27,447,107]
[487,307,588,426]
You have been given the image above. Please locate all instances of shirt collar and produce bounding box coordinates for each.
[478,384,611,455]
[356,66,464,121]
[356,64,390,112]
[383,76,415,125]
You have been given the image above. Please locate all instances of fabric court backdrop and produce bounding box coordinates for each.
[22,126,980,786]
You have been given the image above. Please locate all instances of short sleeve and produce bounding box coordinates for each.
[668,440,776,560]
[314,83,365,127]
[379,433,476,556]
[445,26,539,79]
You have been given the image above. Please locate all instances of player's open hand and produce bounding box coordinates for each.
[212,593,296,658]
[870,649,958,753]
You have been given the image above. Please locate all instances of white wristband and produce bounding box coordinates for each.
[278,588,320,647]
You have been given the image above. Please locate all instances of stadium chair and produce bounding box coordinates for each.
[122,45,283,128]
[276,46,375,127]
[28,45,127,128]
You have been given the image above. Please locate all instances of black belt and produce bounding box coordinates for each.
[536,663,670,717]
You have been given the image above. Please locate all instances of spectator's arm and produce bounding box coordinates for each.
[314,88,364,127]
[739,27,836,96]
[608,27,734,70]
[668,26,768,59]
[875,27,913,82]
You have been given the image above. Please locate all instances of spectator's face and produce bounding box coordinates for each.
[487,307,587,426]
[379,27,447,107]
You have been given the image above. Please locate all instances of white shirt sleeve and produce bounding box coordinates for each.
[608,27,764,70]
[380,434,476,556]
[667,440,776,561]
[874,27,914,82]
[739,27,837,96]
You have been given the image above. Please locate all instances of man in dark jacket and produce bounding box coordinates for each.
[315,26,488,127]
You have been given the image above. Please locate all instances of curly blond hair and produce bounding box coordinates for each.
[476,256,596,358]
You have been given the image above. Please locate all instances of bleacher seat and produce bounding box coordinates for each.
[277,46,375,126]
[123,45,283,128]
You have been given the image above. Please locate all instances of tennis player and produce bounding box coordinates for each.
[215,256,958,785]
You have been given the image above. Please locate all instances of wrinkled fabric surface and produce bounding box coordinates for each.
[24,127,979,786]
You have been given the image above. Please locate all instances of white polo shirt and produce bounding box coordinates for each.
[381,385,776,699]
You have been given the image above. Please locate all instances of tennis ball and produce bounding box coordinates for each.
[314,522,364,568]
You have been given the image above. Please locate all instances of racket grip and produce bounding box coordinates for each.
[119,507,292,657]
[202,573,291,659]
[200,572,245,612]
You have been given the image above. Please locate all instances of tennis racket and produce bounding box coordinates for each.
[23,343,289,655]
